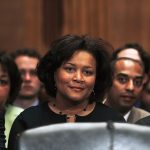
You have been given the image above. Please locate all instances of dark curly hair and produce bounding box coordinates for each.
[0,51,22,104]
[37,34,114,102]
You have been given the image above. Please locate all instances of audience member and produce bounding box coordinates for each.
[137,78,150,112]
[8,34,125,150]
[104,43,150,123]
[135,54,150,112]
[136,68,150,126]
[113,43,150,108]
[11,49,42,109]
[0,51,22,148]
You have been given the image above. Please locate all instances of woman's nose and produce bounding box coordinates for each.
[73,71,84,82]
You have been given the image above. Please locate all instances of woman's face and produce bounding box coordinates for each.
[0,64,10,110]
[55,50,96,103]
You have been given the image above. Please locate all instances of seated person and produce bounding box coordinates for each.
[137,66,150,112]
[8,34,125,150]
[104,43,150,123]
[11,49,42,109]
[0,51,22,148]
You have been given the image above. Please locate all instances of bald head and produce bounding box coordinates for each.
[117,48,142,62]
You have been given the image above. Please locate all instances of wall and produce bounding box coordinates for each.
[0,0,150,54]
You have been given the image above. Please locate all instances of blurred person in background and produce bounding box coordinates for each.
[11,49,42,109]
[137,54,150,112]
[0,51,22,148]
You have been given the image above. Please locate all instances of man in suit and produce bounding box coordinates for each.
[104,43,150,123]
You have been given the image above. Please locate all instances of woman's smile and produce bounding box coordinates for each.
[69,85,85,92]
[55,50,96,102]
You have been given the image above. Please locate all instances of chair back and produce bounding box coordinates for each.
[19,122,150,150]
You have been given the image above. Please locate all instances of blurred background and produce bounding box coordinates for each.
[0,0,150,54]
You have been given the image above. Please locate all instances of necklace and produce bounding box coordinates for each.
[48,101,96,122]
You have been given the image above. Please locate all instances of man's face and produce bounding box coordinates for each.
[15,56,41,99]
[108,59,144,114]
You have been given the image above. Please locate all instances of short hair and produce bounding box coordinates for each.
[37,34,114,102]
[11,48,41,60]
[0,51,22,104]
[112,43,150,74]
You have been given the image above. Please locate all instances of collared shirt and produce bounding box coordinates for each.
[124,110,131,121]
[32,99,39,106]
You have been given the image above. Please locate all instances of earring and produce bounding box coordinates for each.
[92,89,95,96]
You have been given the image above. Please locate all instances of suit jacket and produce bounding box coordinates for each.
[127,106,150,123]
[136,115,150,126]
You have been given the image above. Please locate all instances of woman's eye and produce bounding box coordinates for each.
[64,67,75,73]
[0,79,9,86]
[83,70,94,76]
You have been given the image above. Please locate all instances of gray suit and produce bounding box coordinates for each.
[127,106,150,123]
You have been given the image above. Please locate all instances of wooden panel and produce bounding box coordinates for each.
[0,0,25,52]
[43,0,63,46]
[49,0,150,52]
[61,0,104,36]
[1,0,150,54]
[44,0,107,44]
[0,0,44,54]
[105,0,150,51]
[23,0,44,52]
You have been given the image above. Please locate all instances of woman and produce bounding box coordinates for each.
[0,51,22,149]
[8,35,125,150]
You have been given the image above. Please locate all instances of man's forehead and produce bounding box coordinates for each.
[117,48,142,61]
[115,58,143,68]
[15,56,39,66]
[114,57,144,69]
[115,58,144,72]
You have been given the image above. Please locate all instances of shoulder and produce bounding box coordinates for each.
[11,102,50,130]
[136,115,150,126]
[18,102,48,119]
[94,102,125,122]
[95,102,120,113]
[12,102,49,126]
[5,104,24,116]
[131,107,150,116]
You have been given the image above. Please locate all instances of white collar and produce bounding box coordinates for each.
[124,110,131,121]
[32,99,39,106]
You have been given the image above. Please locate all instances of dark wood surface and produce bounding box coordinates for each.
[0,0,150,54]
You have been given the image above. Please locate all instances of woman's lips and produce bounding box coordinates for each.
[70,86,84,92]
